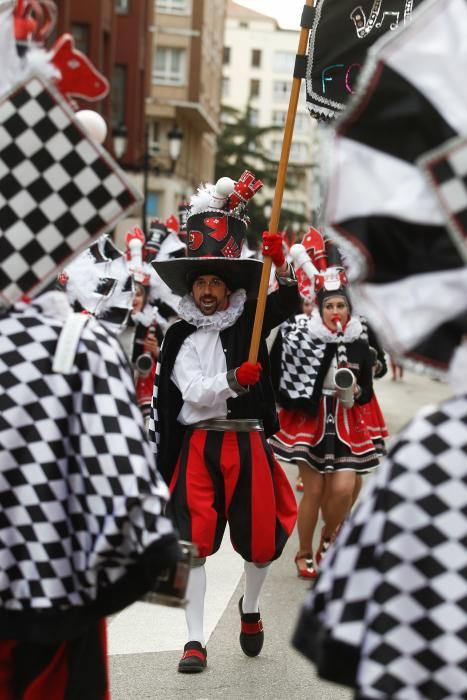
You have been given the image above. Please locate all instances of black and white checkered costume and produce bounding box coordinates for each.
[0,76,141,309]
[0,291,178,641]
[293,392,467,698]
[278,314,325,401]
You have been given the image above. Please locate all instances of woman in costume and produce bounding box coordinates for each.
[270,235,385,580]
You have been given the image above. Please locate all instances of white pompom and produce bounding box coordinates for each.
[215,177,235,197]
[75,110,108,144]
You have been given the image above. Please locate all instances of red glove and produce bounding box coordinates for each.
[262,232,286,268]
[235,362,262,387]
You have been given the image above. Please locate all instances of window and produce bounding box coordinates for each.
[248,109,259,126]
[115,0,129,13]
[273,80,289,102]
[271,140,282,159]
[223,46,231,65]
[111,65,127,128]
[290,142,309,162]
[282,199,305,215]
[222,77,230,98]
[71,23,89,54]
[273,51,295,73]
[148,121,160,154]
[239,21,249,28]
[295,113,306,132]
[153,47,186,85]
[156,0,190,13]
[147,192,161,217]
[272,110,286,126]
[251,49,261,68]
[249,79,260,98]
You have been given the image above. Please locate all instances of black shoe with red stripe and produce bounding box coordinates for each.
[238,596,264,657]
[178,641,207,673]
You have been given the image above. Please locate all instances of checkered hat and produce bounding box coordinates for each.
[152,172,264,298]
[0,76,141,309]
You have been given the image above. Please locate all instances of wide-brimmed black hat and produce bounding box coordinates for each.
[152,174,263,298]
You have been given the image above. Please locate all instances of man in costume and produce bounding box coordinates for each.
[149,172,299,673]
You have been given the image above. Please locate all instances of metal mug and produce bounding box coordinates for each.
[141,540,198,608]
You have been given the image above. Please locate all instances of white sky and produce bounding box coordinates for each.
[234,0,306,30]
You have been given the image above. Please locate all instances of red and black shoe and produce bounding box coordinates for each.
[178,641,207,673]
[238,596,264,657]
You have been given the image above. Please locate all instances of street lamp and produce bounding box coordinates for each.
[112,123,128,160]
[167,124,183,173]
[141,123,184,235]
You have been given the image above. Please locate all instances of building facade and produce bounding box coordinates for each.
[222,1,318,228]
[147,0,227,219]
[52,0,227,234]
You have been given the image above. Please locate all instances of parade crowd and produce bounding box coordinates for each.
[2,1,467,698]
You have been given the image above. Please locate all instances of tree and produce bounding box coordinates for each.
[215,104,307,246]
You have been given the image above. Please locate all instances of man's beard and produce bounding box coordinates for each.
[197,296,222,315]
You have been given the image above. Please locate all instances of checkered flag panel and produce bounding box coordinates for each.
[297,395,467,697]
[0,77,142,307]
[0,294,172,610]
[279,316,325,400]
[419,136,467,264]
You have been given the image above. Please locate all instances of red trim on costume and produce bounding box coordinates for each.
[0,641,16,699]
[23,642,68,700]
[181,649,206,662]
[169,456,181,493]
[241,620,264,634]
[99,620,111,700]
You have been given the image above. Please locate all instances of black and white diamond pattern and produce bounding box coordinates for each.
[0,292,172,610]
[279,316,325,400]
[419,136,467,263]
[0,77,142,308]
[295,395,467,698]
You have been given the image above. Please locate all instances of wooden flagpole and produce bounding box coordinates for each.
[248,0,314,363]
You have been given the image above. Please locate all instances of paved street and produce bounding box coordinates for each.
[109,370,452,699]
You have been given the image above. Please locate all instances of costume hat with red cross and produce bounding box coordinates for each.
[152,172,263,298]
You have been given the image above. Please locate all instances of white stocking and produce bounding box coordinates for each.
[243,561,270,614]
[185,565,206,646]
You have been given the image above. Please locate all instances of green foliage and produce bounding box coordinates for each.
[215,104,307,244]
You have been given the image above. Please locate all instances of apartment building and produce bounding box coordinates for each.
[147,0,227,218]
[223,1,318,227]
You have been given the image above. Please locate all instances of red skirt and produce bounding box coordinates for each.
[270,395,384,473]
[361,394,389,454]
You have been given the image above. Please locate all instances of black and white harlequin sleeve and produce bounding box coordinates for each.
[294,396,467,698]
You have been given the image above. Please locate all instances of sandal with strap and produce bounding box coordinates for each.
[315,528,335,567]
[294,553,318,579]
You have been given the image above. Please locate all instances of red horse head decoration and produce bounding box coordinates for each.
[51,34,109,103]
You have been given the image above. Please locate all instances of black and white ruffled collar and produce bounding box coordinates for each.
[307,312,363,343]
[177,288,246,331]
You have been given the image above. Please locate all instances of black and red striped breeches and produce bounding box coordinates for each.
[0,620,109,700]
[169,429,297,563]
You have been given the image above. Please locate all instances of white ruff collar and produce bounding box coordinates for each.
[177,288,247,331]
[307,313,363,343]
[17,290,73,322]
[448,342,467,396]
